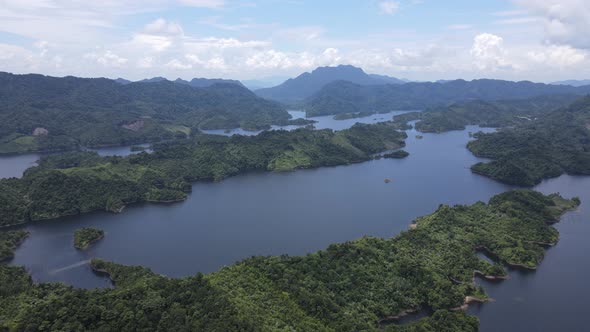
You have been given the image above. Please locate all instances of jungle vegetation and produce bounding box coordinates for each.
[0,190,578,331]
[467,96,590,186]
[74,228,105,250]
[0,122,407,227]
[0,72,296,154]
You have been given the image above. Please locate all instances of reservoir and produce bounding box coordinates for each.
[2,118,588,331]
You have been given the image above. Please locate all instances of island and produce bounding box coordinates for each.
[74,228,104,250]
[0,122,407,227]
[0,190,579,331]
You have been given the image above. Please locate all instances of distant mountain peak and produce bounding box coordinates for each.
[255,64,405,103]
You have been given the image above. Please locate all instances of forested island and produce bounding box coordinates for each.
[0,122,406,227]
[467,96,590,186]
[0,72,299,154]
[0,190,579,331]
[74,228,105,250]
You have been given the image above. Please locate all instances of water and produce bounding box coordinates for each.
[0,143,152,179]
[9,125,507,286]
[3,124,590,331]
[201,110,415,136]
[468,176,590,332]
[0,153,40,178]
[86,143,152,157]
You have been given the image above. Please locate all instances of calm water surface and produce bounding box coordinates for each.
[201,110,414,136]
[3,123,589,331]
[0,144,152,179]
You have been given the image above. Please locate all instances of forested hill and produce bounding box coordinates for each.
[255,65,405,103]
[0,122,407,227]
[0,72,290,154]
[468,96,590,186]
[0,190,579,331]
[304,79,590,116]
[391,94,580,133]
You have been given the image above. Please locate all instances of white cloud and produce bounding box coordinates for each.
[379,1,400,15]
[165,59,192,70]
[144,18,184,36]
[514,0,590,49]
[85,50,128,67]
[137,56,155,68]
[470,33,513,71]
[527,45,586,67]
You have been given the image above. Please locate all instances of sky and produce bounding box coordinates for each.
[1,0,589,82]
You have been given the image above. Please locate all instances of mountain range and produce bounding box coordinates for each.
[304,79,590,116]
[115,76,243,88]
[550,80,590,87]
[0,72,289,154]
[254,65,406,103]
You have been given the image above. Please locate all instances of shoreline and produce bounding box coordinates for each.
[75,234,105,250]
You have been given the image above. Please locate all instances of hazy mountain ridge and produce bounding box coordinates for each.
[254,65,406,103]
[0,72,289,153]
[550,80,590,87]
[304,79,590,116]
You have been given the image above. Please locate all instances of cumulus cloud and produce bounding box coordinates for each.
[470,33,513,71]
[84,50,128,67]
[137,56,155,68]
[514,0,590,49]
[165,59,192,70]
[379,1,400,15]
[144,18,184,36]
[130,19,185,52]
[527,45,586,67]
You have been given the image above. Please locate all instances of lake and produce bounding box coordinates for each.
[0,143,153,179]
[2,122,589,331]
[201,110,414,136]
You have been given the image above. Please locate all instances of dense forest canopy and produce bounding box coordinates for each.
[0,122,407,227]
[0,72,293,154]
[0,190,578,331]
[467,96,590,186]
[73,228,105,250]
[391,95,580,133]
[304,79,590,116]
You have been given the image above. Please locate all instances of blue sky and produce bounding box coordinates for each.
[1,0,589,82]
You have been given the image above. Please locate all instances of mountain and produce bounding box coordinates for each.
[138,76,168,83]
[186,78,243,88]
[550,80,590,87]
[304,79,590,116]
[368,74,407,84]
[0,72,290,154]
[133,77,244,88]
[242,77,290,90]
[255,65,405,103]
[114,78,132,85]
